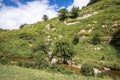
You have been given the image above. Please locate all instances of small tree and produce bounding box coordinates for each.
[42,14,49,21]
[72,34,79,45]
[70,6,79,18]
[54,40,74,63]
[58,8,68,21]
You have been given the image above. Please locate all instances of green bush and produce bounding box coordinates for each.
[110,28,120,53]
[49,64,74,75]
[19,24,27,29]
[0,57,9,65]
[72,34,79,45]
[19,33,34,40]
[53,40,74,63]
[90,31,101,45]
[81,63,94,76]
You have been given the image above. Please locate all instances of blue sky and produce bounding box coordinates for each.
[1,0,74,10]
[0,0,89,29]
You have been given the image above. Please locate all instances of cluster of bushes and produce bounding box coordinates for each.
[15,60,74,75]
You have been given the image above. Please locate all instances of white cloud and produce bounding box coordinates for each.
[0,0,3,7]
[0,0,57,30]
[67,0,89,10]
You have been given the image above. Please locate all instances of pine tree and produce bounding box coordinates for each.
[42,14,49,21]
[70,6,79,18]
[58,8,68,21]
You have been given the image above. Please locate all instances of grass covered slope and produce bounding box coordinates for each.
[0,64,110,80]
[0,0,120,59]
[0,0,120,73]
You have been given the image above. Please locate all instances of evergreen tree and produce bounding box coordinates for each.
[70,6,79,18]
[42,14,49,21]
[58,8,68,21]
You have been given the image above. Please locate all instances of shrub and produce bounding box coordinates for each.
[53,40,74,63]
[90,31,101,45]
[81,63,94,76]
[49,64,74,75]
[19,24,27,29]
[0,57,9,65]
[72,34,79,45]
[110,28,120,53]
[19,33,33,40]
[33,43,49,54]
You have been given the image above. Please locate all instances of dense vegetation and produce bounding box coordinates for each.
[0,0,120,80]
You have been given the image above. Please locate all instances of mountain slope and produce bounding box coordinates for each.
[0,0,120,73]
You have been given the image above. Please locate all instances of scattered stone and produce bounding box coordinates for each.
[54,37,57,40]
[58,35,63,39]
[93,68,101,76]
[104,67,110,71]
[47,35,51,38]
[112,20,120,27]
[88,29,93,33]
[45,24,55,30]
[51,43,54,45]
[88,24,94,27]
[93,21,97,23]
[94,46,103,50]
[51,58,58,64]
[79,29,85,33]
[102,25,108,28]
[48,51,52,58]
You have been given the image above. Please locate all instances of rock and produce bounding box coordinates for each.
[45,24,55,30]
[102,25,108,28]
[93,21,97,23]
[48,51,52,58]
[88,29,93,33]
[94,46,103,50]
[93,68,101,75]
[47,35,51,38]
[80,29,85,33]
[104,67,110,71]
[45,24,51,30]
[51,58,58,64]
[58,35,63,39]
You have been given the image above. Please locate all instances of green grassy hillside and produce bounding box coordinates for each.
[0,64,111,80]
[0,0,120,79]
